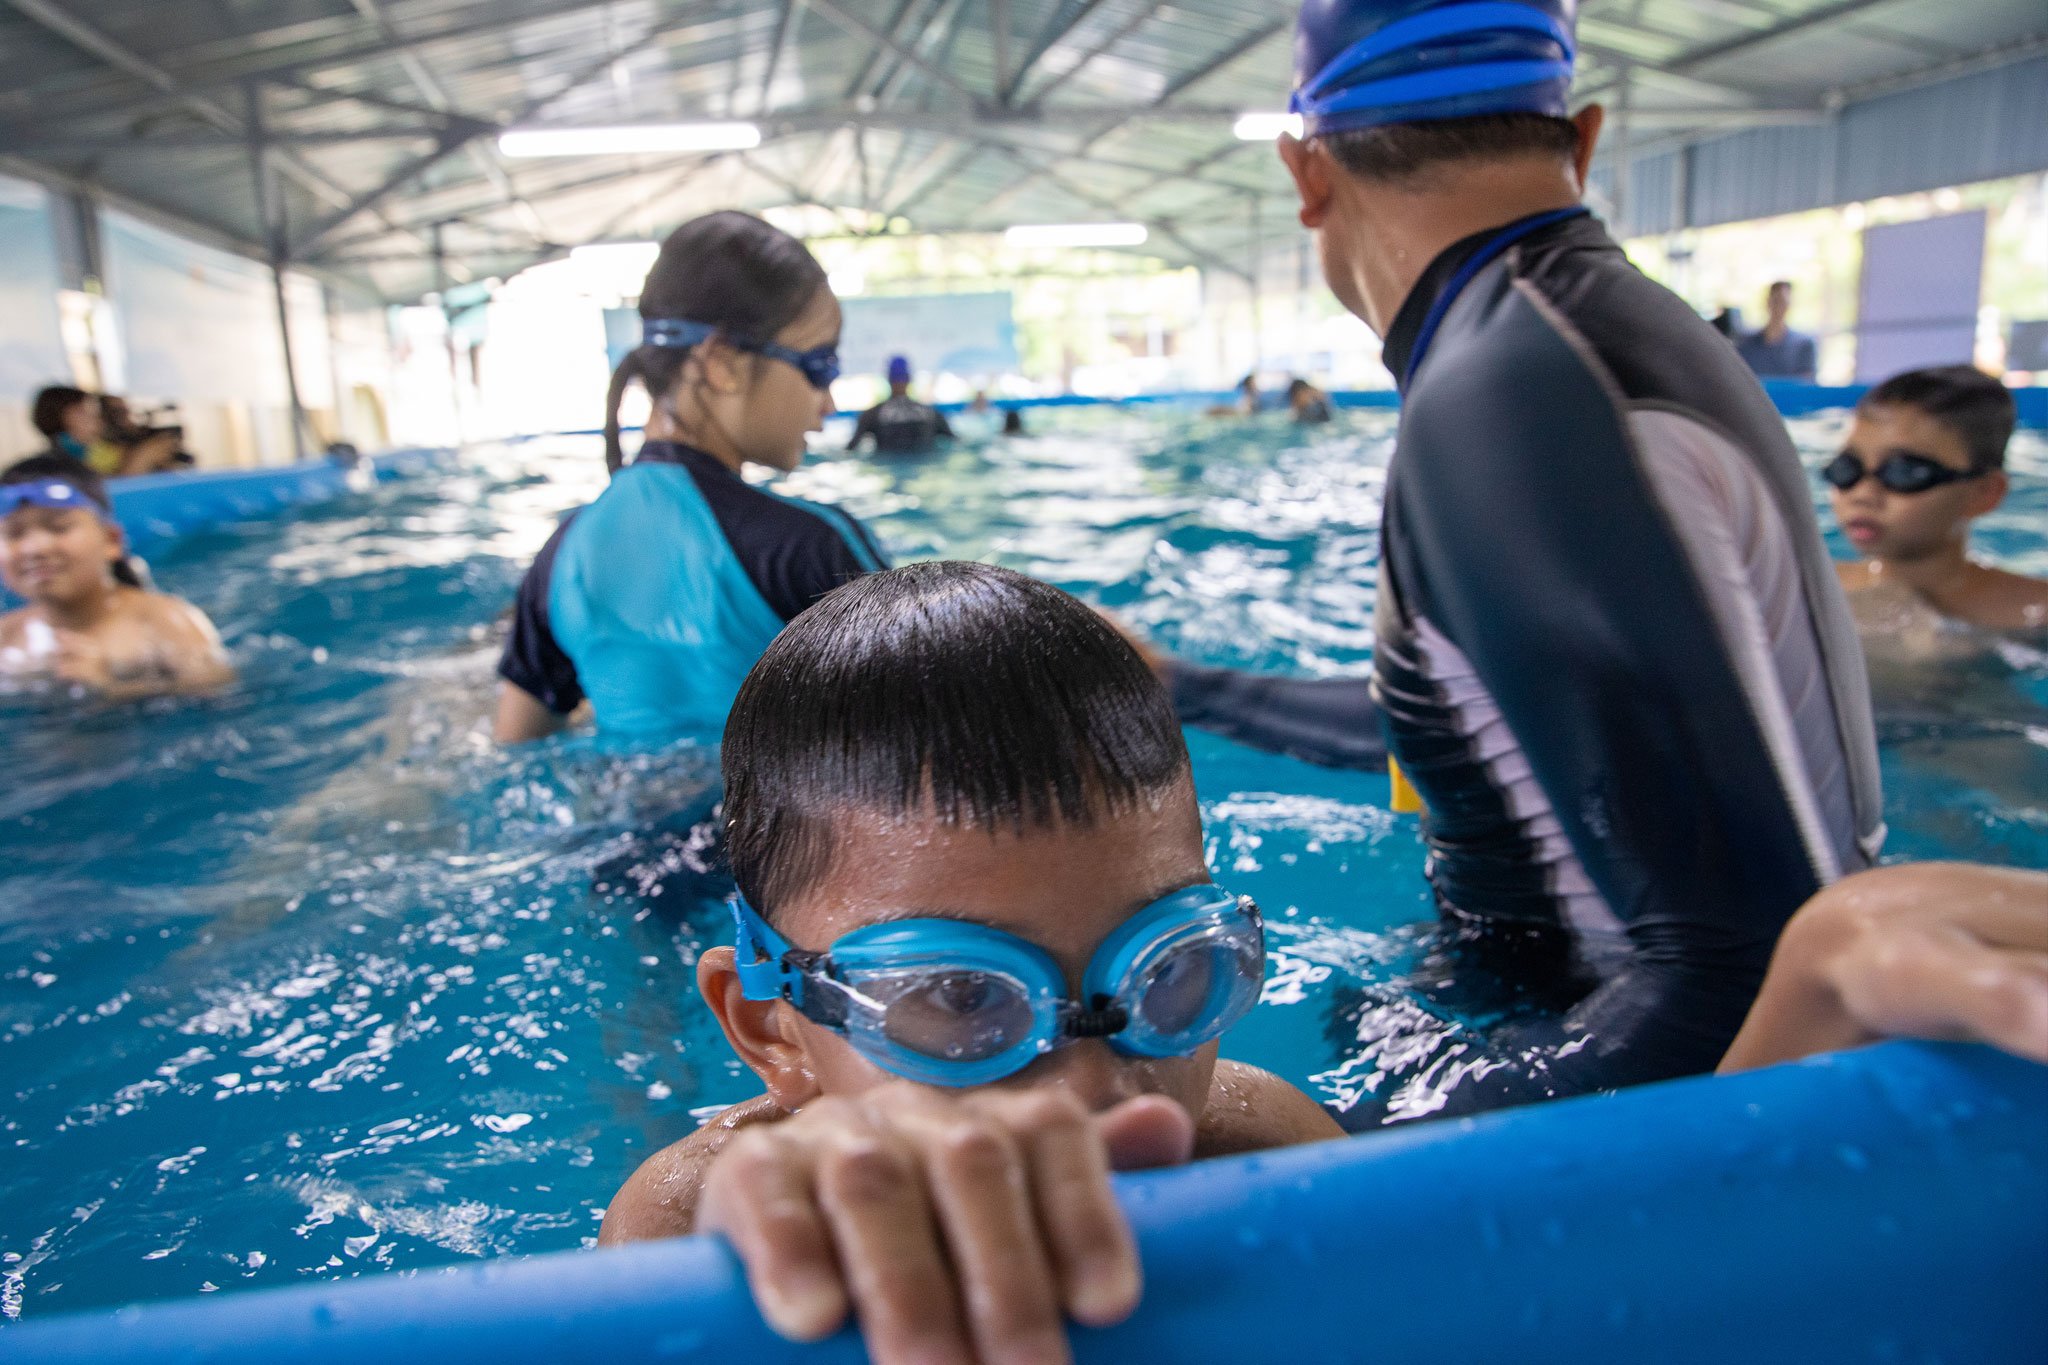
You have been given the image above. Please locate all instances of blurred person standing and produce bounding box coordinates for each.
[1735,281,1818,382]
[847,355,952,454]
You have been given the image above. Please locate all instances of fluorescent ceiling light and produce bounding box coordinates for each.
[1004,222,1149,249]
[499,123,762,157]
[1234,112,1305,140]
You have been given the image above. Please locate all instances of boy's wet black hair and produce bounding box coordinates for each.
[1322,112,1578,186]
[2,454,144,587]
[603,210,830,474]
[723,561,1192,919]
[1860,366,2016,474]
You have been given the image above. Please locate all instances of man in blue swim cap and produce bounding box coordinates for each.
[848,353,953,455]
[1165,0,1887,1119]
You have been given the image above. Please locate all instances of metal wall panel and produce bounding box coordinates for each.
[1686,122,1835,229]
[1837,56,2048,204]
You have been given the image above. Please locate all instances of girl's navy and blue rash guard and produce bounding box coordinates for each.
[1170,212,1885,1123]
[498,441,886,736]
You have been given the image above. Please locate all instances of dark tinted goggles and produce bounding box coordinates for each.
[1822,451,1979,496]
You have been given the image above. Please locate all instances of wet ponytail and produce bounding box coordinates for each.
[603,211,830,474]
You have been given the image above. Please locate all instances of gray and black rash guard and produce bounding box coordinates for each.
[1172,210,1884,1119]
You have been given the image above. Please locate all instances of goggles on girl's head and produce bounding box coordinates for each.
[1822,450,1980,496]
[644,317,842,392]
[732,884,1266,1087]
[0,479,107,520]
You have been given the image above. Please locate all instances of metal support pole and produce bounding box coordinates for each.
[432,221,466,445]
[1249,194,1262,372]
[247,82,309,462]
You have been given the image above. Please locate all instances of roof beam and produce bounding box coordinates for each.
[976,19,1288,218]
[1016,0,1169,108]
[1002,0,1114,105]
[286,16,694,258]
[803,0,983,104]
[2,0,646,131]
[0,0,418,235]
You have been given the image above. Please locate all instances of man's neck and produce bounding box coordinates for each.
[1763,319,1790,343]
[1335,158,1584,336]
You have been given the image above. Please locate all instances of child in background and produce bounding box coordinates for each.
[493,211,885,743]
[0,456,233,698]
[1829,366,2047,640]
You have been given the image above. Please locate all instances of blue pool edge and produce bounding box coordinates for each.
[6,1040,2043,1364]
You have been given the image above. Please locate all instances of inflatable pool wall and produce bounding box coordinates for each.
[108,448,453,554]
[10,1041,2043,1365]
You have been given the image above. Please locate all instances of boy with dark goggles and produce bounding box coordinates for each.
[1820,450,1979,496]
[731,885,1266,1087]
[644,317,841,391]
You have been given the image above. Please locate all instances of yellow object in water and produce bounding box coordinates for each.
[1388,755,1424,814]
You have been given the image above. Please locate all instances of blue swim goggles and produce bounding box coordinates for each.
[645,317,842,391]
[0,479,106,520]
[732,885,1265,1087]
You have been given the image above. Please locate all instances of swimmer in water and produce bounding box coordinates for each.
[1828,366,2046,643]
[0,456,232,698]
[597,563,2046,1365]
[494,211,887,742]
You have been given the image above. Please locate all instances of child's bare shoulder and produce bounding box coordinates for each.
[1965,565,2048,632]
[1194,1060,1343,1157]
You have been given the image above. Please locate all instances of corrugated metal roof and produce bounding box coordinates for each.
[0,0,2040,300]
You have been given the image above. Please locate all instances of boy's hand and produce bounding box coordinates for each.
[696,1083,1194,1365]
[1721,862,2048,1073]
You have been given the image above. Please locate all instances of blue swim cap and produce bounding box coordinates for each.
[1291,0,1577,138]
[887,355,912,384]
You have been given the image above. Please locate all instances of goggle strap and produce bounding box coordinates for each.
[1061,999,1130,1039]
[729,894,800,1003]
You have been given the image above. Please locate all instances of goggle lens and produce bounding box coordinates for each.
[1125,924,1264,1052]
[1822,452,1970,495]
[874,968,1039,1064]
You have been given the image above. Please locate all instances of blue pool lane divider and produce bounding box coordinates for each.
[108,447,454,554]
[10,1041,2043,1364]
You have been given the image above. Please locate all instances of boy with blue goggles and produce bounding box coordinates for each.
[730,883,1266,1087]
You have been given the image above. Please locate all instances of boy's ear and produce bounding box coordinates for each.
[698,946,821,1110]
[1963,469,2009,519]
[1278,134,1336,230]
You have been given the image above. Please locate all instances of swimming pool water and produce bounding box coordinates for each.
[3,406,2043,1319]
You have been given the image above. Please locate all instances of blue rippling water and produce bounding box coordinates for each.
[1,407,2042,1319]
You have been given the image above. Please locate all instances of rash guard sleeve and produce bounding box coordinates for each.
[1387,280,1832,1094]
[1165,662,1388,771]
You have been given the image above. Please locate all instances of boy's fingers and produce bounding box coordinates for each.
[814,1121,974,1365]
[1835,926,2048,1064]
[1094,1093,1197,1172]
[909,1101,1071,1365]
[984,1089,1142,1329]
[697,1130,848,1342]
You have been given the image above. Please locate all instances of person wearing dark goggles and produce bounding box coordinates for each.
[1828,366,2043,635]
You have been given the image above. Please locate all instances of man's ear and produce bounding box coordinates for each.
[1963,469,2009,518]
[1569,103,1605,190]
[698,946,821,1110]
[1278,134,1336,229]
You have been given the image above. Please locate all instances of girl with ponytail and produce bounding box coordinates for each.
[495,212,887,742]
